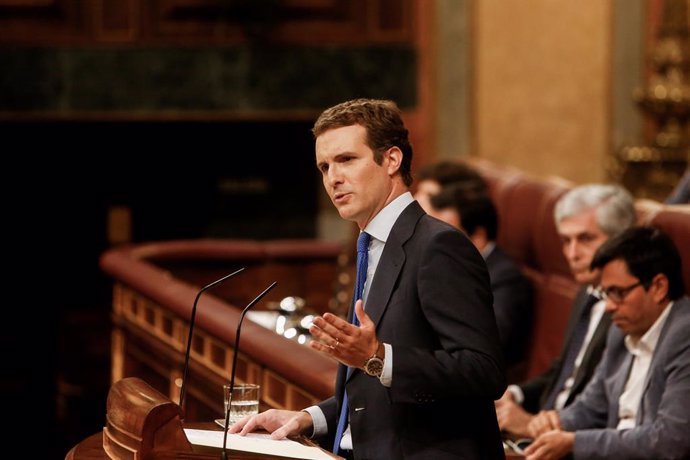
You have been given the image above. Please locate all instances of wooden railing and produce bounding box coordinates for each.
[101,239,342,422]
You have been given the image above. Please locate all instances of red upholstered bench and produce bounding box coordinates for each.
[471,160,690,381]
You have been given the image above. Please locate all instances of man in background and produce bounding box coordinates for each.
[524,226,690,460]
[495,184,635,438]
[414,160,488,213]
[427,186,532,372]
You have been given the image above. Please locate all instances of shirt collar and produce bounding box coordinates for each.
[480,241,496,260]
[624,300,673,354]
[364,192,414,244]
[586,284,600,297]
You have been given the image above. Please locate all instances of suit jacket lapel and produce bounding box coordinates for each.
[564,288,591,343]
[573,313,611,385]
[555,288,591,381]
[345,202,423,383]
[364,201,423,329]
[610,351,633,426]
[637,301,678,423]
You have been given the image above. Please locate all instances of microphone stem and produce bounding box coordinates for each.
[221,281,278,458]
[179,267,245,416]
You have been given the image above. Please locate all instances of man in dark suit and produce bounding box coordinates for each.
[495,184,635,438]
[427,187,532,369]
[525,226,690,460]
[230,98,506,459]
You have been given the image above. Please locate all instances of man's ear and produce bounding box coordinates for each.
[468,226,489,251]
[385,147,403,176]
[650,273,670,303]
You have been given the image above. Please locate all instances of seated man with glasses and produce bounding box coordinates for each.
[600,280,645,304]
[524,226,690,460]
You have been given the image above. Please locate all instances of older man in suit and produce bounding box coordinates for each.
[524,226,690,460]
[495,184,636,438]
[230,99,506,459]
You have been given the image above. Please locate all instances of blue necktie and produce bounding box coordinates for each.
[542,293,600,409]
[332,231,370,454]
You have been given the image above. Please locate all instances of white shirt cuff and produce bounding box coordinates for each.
[508,384,524,405]
[380,343,392,387]
[303,406,327,437]
[306,344,392,439]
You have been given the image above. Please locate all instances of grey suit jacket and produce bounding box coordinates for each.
[519,288,612,413]
[317,201,506,459]
[560,296,690,460]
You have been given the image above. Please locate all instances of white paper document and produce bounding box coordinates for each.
[184,428,334,460]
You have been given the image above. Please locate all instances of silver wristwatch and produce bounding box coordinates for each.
[363,343,385,378]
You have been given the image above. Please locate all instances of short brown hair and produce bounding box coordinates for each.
[312,98,413,186]
[416,161,488,195]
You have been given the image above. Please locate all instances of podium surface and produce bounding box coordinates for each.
[67,430,523,460]
[67,377,520,459]
[66,429,341,460]
[66,377,341,460]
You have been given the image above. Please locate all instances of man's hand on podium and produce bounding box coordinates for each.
[229,409,314,440]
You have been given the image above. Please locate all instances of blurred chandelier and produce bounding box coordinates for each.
[614,0,690,200]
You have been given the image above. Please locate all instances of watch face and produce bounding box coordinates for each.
[365,357,384,377]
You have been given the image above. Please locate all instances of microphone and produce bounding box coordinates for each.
[221,281,278,460]
[179,267,245,416]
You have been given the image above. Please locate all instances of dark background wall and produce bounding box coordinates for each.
[0,47,416,112]
[4,119,318,457]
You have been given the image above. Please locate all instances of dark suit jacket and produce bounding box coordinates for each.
[560,297,690,460]
[318,201,506,460]
[485,246,532,366]
[519,287,612,413]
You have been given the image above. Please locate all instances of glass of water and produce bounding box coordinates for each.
[223,383,260,424]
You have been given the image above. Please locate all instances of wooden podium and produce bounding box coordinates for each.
[102,377,192,459]
[66,377,340,460]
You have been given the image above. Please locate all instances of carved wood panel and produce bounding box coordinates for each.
[0,0,413,44]
[0,0,90,43]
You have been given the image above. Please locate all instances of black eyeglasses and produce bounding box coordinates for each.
[599,281,644,303]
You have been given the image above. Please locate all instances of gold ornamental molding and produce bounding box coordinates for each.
[614,0,690,200]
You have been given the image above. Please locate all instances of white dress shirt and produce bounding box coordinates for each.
[617,301,672,429]
[508,286,606,408]
[553,290,607,410]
